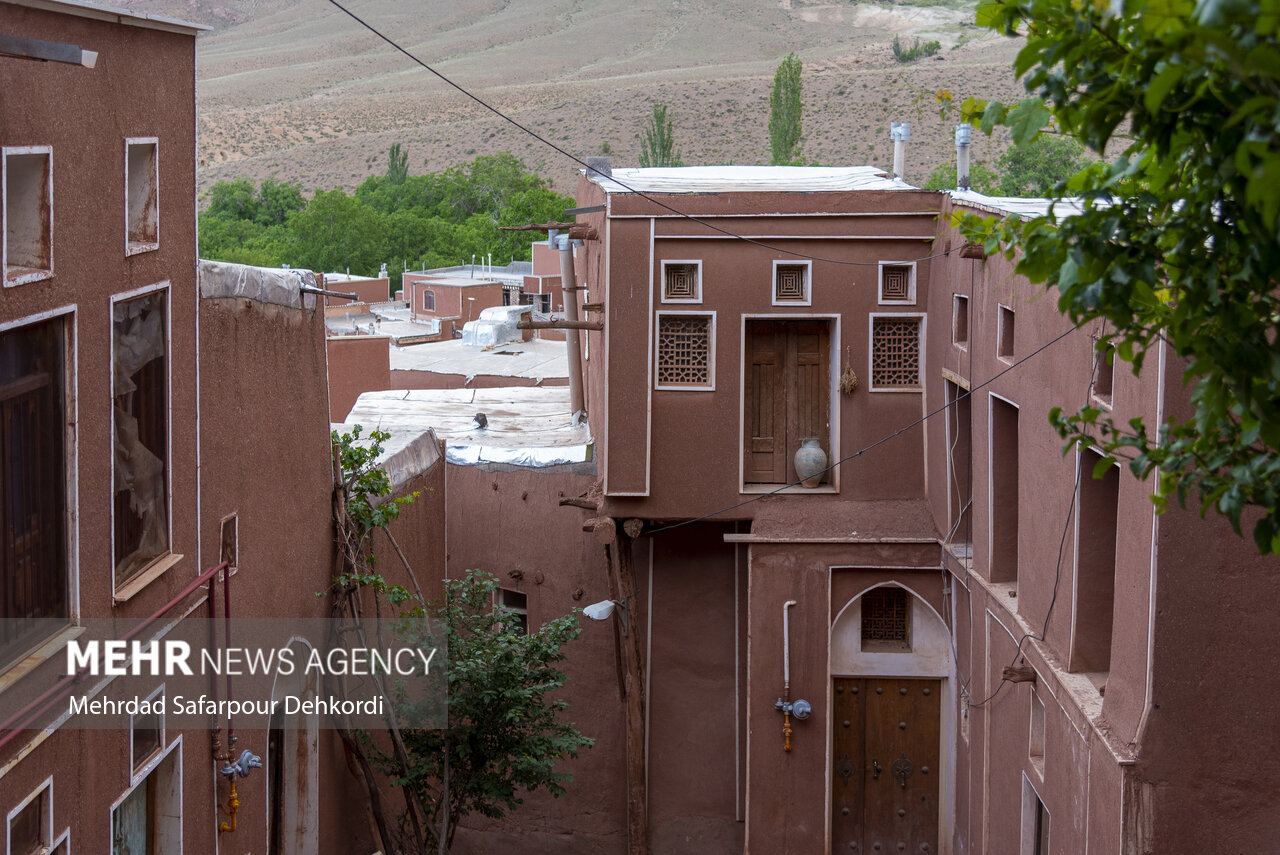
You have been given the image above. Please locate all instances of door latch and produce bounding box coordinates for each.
[872,758,882,780]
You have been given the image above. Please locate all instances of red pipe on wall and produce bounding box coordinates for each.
[0,561,231,752]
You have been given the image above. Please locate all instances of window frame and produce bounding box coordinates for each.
[124,138,159,256]
[654,310,716,392]
[997,304,1016,363]
[3,145,54,287]
[0,306,78,677]
[130,684,166,781]
[771,259,811,307]
[877,260,917,306]
[659,259,702,304]
[867,312,925,393]
[110,735,182,855]
[421,288,435,312]
[6,776,54,855]
[110,283,173,596]
[738,313,840,494]
[952,293,970,348]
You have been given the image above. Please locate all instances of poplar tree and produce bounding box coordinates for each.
[638,102,683,168]
[769,52,804,165]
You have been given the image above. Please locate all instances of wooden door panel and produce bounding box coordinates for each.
[832,678,940,855]
[787,322,830,483]
[832,678,866,853]
[744,322,787,483]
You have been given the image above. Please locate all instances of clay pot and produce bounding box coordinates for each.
[794,437,827,488]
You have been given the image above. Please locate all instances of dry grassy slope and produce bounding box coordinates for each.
[116,0,1028,196]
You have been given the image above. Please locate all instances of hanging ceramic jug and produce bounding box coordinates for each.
[794,437,827,488]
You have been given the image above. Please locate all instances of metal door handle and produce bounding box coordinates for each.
[872,758,882,780]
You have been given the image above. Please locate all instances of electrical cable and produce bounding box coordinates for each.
[324,0,951,269]
[645,322,1084,535]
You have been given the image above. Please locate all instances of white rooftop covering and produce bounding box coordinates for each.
[588,166,913,195]
[343,387,591,467]
[389,338,568,382]
[949,189,1086,219]
[4,0,209,32]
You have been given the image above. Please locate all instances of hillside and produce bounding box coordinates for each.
[115,0,1028,195]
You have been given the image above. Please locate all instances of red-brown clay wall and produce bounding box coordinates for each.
[0,11,217,854]
[578,179,941,522]
[198,292,381,854]
[645,522,744,853]
[322,276,390,306]
[743,543,945,853]
[404,276,504,326]
[441,463,629,854]
[326,334,391,421]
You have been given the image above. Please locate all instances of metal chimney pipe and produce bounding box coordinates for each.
[890,122,910,181]
[955,125,973,192]
[555,233,587,417]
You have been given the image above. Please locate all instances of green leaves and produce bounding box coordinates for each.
[966,0,1280,553]
[769,53,805,165]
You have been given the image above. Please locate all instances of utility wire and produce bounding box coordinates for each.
[324,0,950,268]
[646,323,1084,535]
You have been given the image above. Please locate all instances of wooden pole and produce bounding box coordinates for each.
[615,532,648,855]
[517,318,604,332]
[557,236,587,415]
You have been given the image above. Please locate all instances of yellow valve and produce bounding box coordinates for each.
[218,780,240,833]
[783,711,793,753]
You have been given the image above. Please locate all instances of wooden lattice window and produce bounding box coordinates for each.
[861,587,911,651]
[662,262,700,302]
[656,314,713,388]
[880,264,914,303]
[774,264,808,303]
[871,316,921,389]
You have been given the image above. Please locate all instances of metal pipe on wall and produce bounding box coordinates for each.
[555,232,587,417]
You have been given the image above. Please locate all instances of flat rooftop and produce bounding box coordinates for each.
[407,275,504,288]
[587,165,911,194]
[390,338,568,381]
[343,387,591,467]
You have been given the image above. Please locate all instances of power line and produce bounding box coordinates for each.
[324,0,949,268]
[646,323,1084,535]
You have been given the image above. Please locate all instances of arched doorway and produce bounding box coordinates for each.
[829,584,955,855]
[266,638,320,855]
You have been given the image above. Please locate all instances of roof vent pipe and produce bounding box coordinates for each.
[955,125,972,192]
[890,122,910,181]
[585,156,612,178]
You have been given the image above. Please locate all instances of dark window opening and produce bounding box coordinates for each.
[500,588,528,635]
[998,305,1015,360]
[1070,453,1119,675]
[953,294,969,346]
[0,316,67,669]
[990,397,1020,584]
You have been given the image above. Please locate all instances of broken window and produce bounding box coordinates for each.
[113,290,169,584]
[1,315,69,669]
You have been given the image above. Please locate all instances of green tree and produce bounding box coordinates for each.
[769,52,804,165]
[289,189,382,275]
[204,178,262,222]
[961,0,1280,551]
[923,159,1002,194]
[256,177,306,225]
[387,143,409,186]
[638,102,683,168]
[996,135,1087,196]
[384,569,594,851]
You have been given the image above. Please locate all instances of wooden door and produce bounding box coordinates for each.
[744,320,830,485]
[832,678,940,854]
[744,321,787,484]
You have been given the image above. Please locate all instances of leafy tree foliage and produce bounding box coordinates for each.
[382,569,593,851]
[197,153,574,292]
[769,53,804,165]
[996,135,1087,196]
[638,102,683,168]
[387,143,409,186]
[961,0,1280,552]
